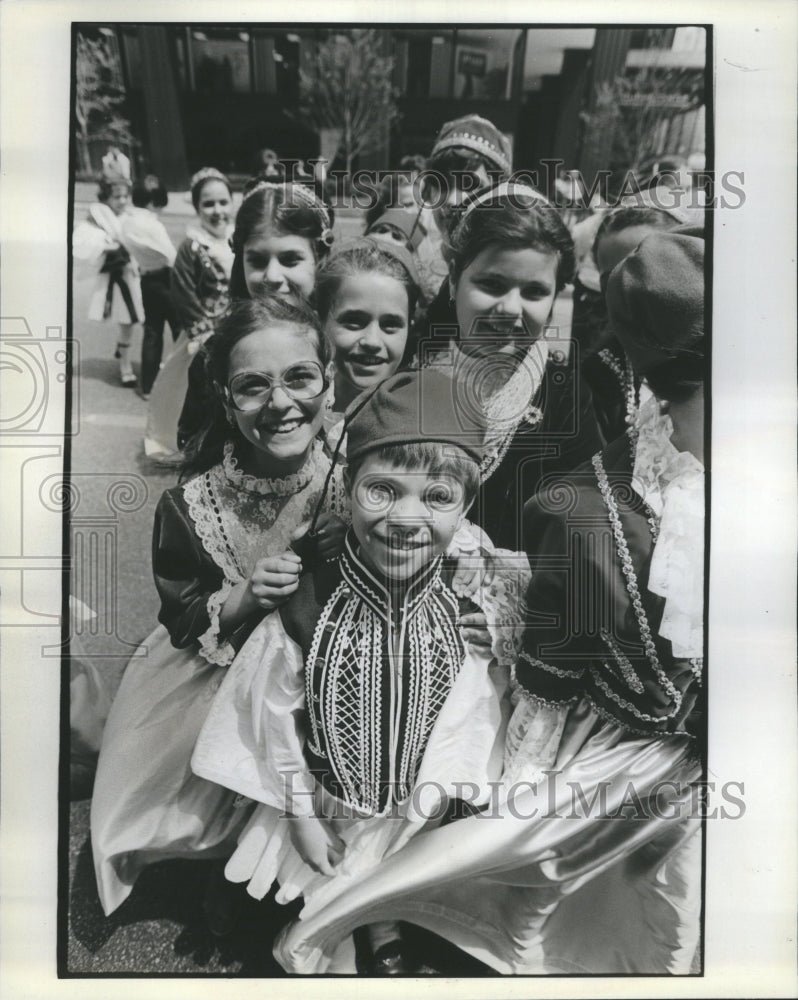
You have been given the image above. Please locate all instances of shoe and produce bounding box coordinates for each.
[138,390,150,401]
[120,374,137,388]
[370,940,410,976]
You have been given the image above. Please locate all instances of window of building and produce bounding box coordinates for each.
[188,27,252,93]
[453,28,522,100]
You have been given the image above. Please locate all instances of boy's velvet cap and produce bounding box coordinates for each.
[346,369,486,466]
[606,226,705,376]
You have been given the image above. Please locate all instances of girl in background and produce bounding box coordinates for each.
[314,238,420,417]
[73,174,144,388]
[144,167,234,462]
[422,181,601,550]
[583,201,689,444]
[176,178,336,449]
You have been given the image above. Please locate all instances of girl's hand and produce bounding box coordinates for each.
[287,814,345,877]
[459,611,493,650]
[247,552,302,610]
[451,547,496,599]
[313,513,347,562]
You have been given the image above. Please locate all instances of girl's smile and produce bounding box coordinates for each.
[325,273,409,400]
[226,326,327,475]
[243,230,316,303]
[197,180,232,239]
[451,245,558,360]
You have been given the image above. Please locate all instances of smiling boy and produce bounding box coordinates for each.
[192,368,513,973]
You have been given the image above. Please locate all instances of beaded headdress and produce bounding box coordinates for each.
[189,167,231,193]
[429,114,512,176]
[241,180,334,247]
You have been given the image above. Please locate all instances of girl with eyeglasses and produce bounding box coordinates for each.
[91,296,348,925]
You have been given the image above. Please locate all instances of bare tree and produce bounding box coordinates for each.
[580,31,704,176]
[297,29,401,177]
[75,31,137,177]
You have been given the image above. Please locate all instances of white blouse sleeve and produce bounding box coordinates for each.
[191,612,318,816]
[72,218,115,274]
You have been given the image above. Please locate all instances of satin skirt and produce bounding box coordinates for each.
[90,625,251,914]
[271,697,703,975]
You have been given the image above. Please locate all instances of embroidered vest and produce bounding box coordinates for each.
[280,532,476,815]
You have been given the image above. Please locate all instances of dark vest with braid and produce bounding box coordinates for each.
[517,435,703,739]
[279,531,480,815]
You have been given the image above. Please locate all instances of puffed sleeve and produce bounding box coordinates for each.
[72,217,115,276]
[191,612,317,816]
[152,488,261,664]
[153,488,220,645]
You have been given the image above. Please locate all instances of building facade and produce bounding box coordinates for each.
[75,24,707,190]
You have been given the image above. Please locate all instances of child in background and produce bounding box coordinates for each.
[418,114,513,308]
[192,369,515,974]
[176,178,336,450]
[72,173,144,387]
[583,199,690,444]
[314,238,420,416]
[91,296,348,923]
[122,175,178,399]
[144,167,234,462]
[365,207,426,253]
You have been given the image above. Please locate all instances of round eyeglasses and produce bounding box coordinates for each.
[226,362,327,412]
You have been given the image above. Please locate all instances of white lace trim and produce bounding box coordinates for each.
[632,396,705,658]
[198,578,237,666]
[480,550,532,667]
[480,339,549,481]
[222,439,323,496]
[182,444,344,586]
[502,692,569,787]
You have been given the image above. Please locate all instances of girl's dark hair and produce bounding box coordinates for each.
[346,441,481,509]
[593,206,683,263]
[229,180,334,299]
[449,189,575,292]
[132,174,168,209]
[190,170,232,211]
[180,295,330,478]
[315,239,420,366]
[97,177,130,203]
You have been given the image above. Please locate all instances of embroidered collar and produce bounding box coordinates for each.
[222,439,324,496]
[339,530,445,623]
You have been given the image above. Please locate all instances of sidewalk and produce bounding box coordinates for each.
[73,181,365,219]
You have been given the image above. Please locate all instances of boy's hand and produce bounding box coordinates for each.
[287,814,345,876]
[313,513,347,562]
[247,552,302,610]
[459,611,493,650]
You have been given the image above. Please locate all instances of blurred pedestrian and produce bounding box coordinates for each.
[144,167,234,463]
[122,175,178,399]
[72,172,144,388]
